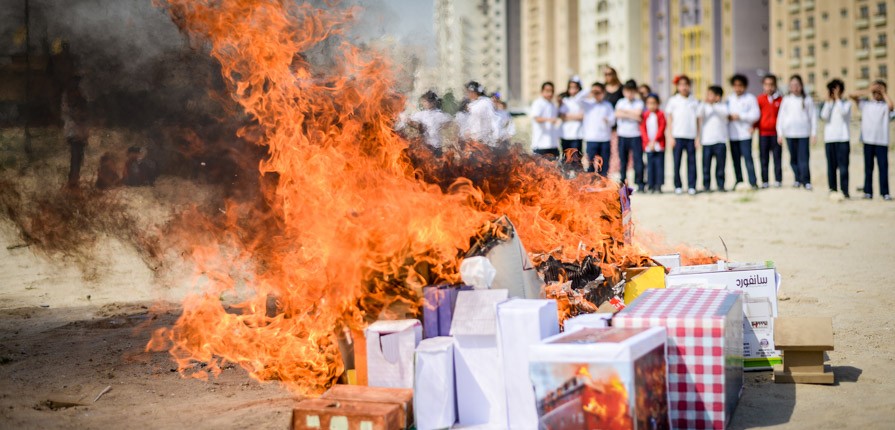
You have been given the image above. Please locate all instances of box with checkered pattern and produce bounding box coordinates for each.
[613,288,744,430]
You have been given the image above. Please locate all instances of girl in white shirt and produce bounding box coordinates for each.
[776,75,817,190]
[819,79,851,197]
[409,91,453,151]
[559,77,585,162]
[581,82,616,176]
[462,81,499,146]
[530,81,561,157]
[665,75,700,195]
[699,86,730,192]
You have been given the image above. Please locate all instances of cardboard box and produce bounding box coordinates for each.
[468,217,544,299]
[292,398,402,430]
[564,313,613,332]
[529,327,669,430]
[413,337,456,430]
[450,289,509,427]
[321,385,413,429]
[773,317,835,385]
[665,265,781,369]
[624,266,666,304]
[365,320,422,389]
[422,285,472,339]
[651,254,681,268]
[496,299,560,430]
[614,288,744,430]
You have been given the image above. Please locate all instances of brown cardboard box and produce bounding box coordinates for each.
[774,317,835,384]
[321,385,413,429]
[292,398,402,430]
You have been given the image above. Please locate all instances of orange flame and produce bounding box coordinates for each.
[146,0,713,396]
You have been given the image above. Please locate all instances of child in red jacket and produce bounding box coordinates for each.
[641,94,667,193]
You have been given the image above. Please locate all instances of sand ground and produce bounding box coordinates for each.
[1,140,894,429]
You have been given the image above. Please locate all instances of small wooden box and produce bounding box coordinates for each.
[321,385,413,429]
[292,398,402,430]
[774,317,835,385]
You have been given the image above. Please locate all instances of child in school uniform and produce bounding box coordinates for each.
[581,82,616,176]
[530,81,561,157]
[850,80,895,200]
[820,79,851,198]
[665,75,700,195]
[616,80,646,190]
[699,85,730,192]
[776,75,817,190]
[559,77,585,162]
[727,74,760,190]
[757,74,784,188]
[640,93,666,193]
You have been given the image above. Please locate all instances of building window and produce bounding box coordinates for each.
[841,8,848,17]
[842,67,848,76]
[807,16,814,28]
[861,67,870,79]
[822,40,829,48]
[880,65,888,77]
[841,38,848,46]
[793,46,801,58]
[877,2,886,16]
[808,72,815,84]
[793,19,800,30]
[821,12,828,20]
[823,69,829,78]
[860,5,869,19]
[861,36,870,49]
[777,48,784,57]
[808,45,815,56]
[878,33,887,46]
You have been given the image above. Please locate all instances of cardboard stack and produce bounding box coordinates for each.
[614,288,744,430]
[528,327,669,430]
[422,285,472,338]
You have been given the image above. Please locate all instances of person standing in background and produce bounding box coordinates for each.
[616,80,646,190]
[638,84,653,102]
[559,77,585,163]
[757,74,784,188]
[820,79,851,198]
[409,90,453,151]
[581,82,615,176]
[665,75,700,195]
[462,81,499,146]
[530,81,561,157]
[493,99,516,144]
[603,67,624,107]
[699,85,730,192]
[851,80,895,200]
[776,75,817,190]
[727,74,760,190]
[61,75,89,190]
[641,93,666,193]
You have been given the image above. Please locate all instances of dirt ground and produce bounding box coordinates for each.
[1,141,894,429]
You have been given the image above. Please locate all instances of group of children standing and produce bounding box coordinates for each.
[530,71,895,201]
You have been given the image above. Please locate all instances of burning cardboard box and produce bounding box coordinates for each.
[450,289,509,428]
[665,262,781,369]
[422,285,472,339]
[529,327,669,430]
[465,216,543,299]
[365,320,422,389]
[413,337,456,430]
[320,385,414,430]
[292,398,402,430]
[496,299,560,429]
[773,317,835,385]
[614,288,744,430]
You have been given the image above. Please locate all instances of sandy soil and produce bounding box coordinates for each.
[1,141,894,429]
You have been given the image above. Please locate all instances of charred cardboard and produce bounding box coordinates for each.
[422,285,472,339]
[450,289,509,428]
[365,320,422,389]
[292,398,402,430]
[773,317,835,385]
[413,337,456,430]
[496,299,560,430]
[321,385,414,429]
[564,312,613,332]
[623,266,665,304]
[469,217,544,299]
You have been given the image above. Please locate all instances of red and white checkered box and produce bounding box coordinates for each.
[613,288,744,430]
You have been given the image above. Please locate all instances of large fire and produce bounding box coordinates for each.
[146,0,712,396]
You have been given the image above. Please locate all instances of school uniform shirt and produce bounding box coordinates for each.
[698,102,730,145]
[665,93,700,139]
[410,109,453,148]
[859,100,895,146]
[727,92,760,141]
[466,97,499,145]
[494,109,516,141]
[529,97,559,150]
[581,99,616,142]
[757,92,783,136]
[775,94,817,138]
[819,99,851,143]
[640,110,667,151]
[559,94,584,140]
[615,97,645,138]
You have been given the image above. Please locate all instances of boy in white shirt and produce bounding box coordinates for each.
[616,80,646,190]
[850,80,895,200]
[820,79,851,198]
[559,77,585,162]
[581,82,616,176]
[727,74,760,190]
[699,85,730,192]
[530,81,561,157]
[665,75,700,195]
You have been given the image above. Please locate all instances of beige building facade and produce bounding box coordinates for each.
[520,0,580,103]
[577,0,642,87]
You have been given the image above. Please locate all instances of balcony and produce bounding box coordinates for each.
[804,56,816,67]
[789,30,801,40]
[790,58,801,68]
[804,0,815,10]
[804,28,815,38]
[856,18,869,29]
[874,15,887,26]
[875,46,888,57]
[856,79,870,89]
[856,49,870,60]
[788,3,801,13]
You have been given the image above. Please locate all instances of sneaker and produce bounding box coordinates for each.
[675,188,683,195]
[792,182,802,188]
[773,182,782,188]
[843,193,851,199]
[637,185,646,193]
[751,184,760,191]
[761,182,770,189]
[718,188,728,193]
[688,188,697,196]
[805,183,813,191]
[864,193,873,199]
[885,195,893,201]
[733,181,742,191]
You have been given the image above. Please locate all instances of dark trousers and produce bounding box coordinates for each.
[825,142,850,194]
[730,139,757,186]
[618,136,645,186]
[863,144,890,196]
[561,138,582,158]
[586,141,612,176]
[759,135,783,183]
[647,151,665,190]
[787,137,811,185]
[672,138,697,189]
[534,148,560,157]
[702,144,727,190]
[67,137,87,188]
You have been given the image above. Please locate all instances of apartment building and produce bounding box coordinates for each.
[577,0,642,86]
[520,0,580,103]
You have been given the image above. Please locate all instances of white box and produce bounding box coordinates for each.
[496,299,560,430]
[666,265,781,369]
[414,337,456,430]
[450,289,509,427]
[365,320,422,388]
[650,253,681,268]
[563,313,613,332]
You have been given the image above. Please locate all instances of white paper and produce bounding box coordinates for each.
[365,320,422,389]
[563,312,613,332]
[460,256,497,290]
[414,337,456,430]
[651,253,682,268]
